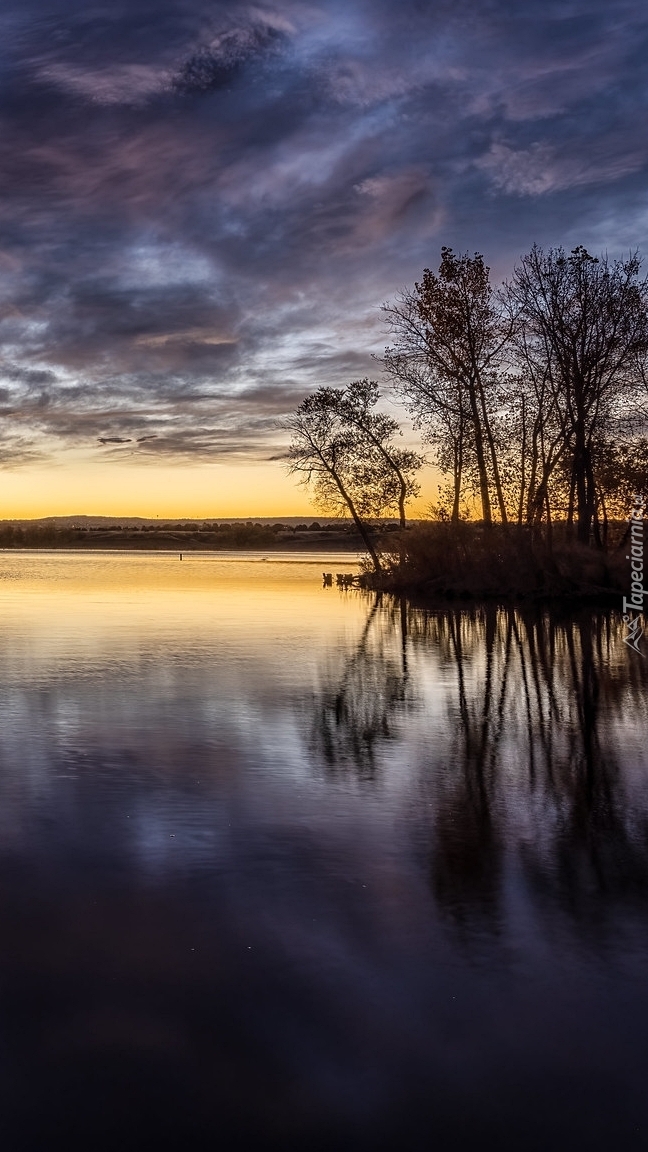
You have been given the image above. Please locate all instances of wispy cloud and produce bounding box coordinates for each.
[476,138,648,196]
[0,0,645,469]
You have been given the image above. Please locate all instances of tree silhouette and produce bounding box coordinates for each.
[383,248,512,524]
[506,246,648,545]
[283,385,422,571]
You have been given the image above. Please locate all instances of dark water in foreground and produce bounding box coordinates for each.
[0,552,646,1151]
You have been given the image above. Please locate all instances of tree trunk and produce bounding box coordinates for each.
[600,492,609,551]
[397,476,407,530]
[585,446,601,549]
[531,479,548,526]
[476,373,508,524]
[567,466,576,531]
[527,454,553,527]
[517,396,527,526]
[466,380,492,523]
[333,477,382,573]
[573,421,591,544]
[544,482,553,553]
[451,431,463,524]
[525,424,540,526]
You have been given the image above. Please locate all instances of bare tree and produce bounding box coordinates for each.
[496,366,567,540]
[383,248,512,525]
[384,339,470,523]
[506,246,648,545]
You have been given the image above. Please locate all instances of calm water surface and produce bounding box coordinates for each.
[0,552,646,1150]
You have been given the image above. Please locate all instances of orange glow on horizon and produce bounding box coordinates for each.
[0,458,439,520]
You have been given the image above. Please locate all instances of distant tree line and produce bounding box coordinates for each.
[0,520,400,551]
[285,245,648,569]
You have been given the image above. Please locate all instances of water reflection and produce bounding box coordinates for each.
[0,555,646,1150]
[310,597,648,932]
[311,595,415,777]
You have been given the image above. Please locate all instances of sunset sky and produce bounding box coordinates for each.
[1,0,647,517]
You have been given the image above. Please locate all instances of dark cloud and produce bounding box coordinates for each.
[0,0,646,465]
[173,23,287,95]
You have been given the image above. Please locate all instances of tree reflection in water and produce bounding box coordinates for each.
[310,593,417,778]
[310,594,648,930]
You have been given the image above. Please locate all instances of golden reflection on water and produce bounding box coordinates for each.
[0,549,363,596]
[0,551,367,670]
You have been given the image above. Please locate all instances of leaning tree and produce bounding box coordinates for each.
[283,385,422,572]
[331,378,423,530]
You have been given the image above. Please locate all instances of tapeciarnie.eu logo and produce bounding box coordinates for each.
[623,613,644,654]
[622,494,645,656]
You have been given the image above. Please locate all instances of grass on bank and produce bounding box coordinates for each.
[367,522,631,602]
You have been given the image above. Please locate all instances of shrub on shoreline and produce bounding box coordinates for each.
[367,523,627,601]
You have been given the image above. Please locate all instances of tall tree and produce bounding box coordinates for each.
[383,248,511,524]
[496,367,567,536]
[507,246,648,545]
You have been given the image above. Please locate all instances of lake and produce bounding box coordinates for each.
[0,552,646,1151]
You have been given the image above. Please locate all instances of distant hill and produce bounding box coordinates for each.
[0,515,401,529]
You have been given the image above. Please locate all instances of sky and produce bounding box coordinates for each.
[1,0,648,517]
